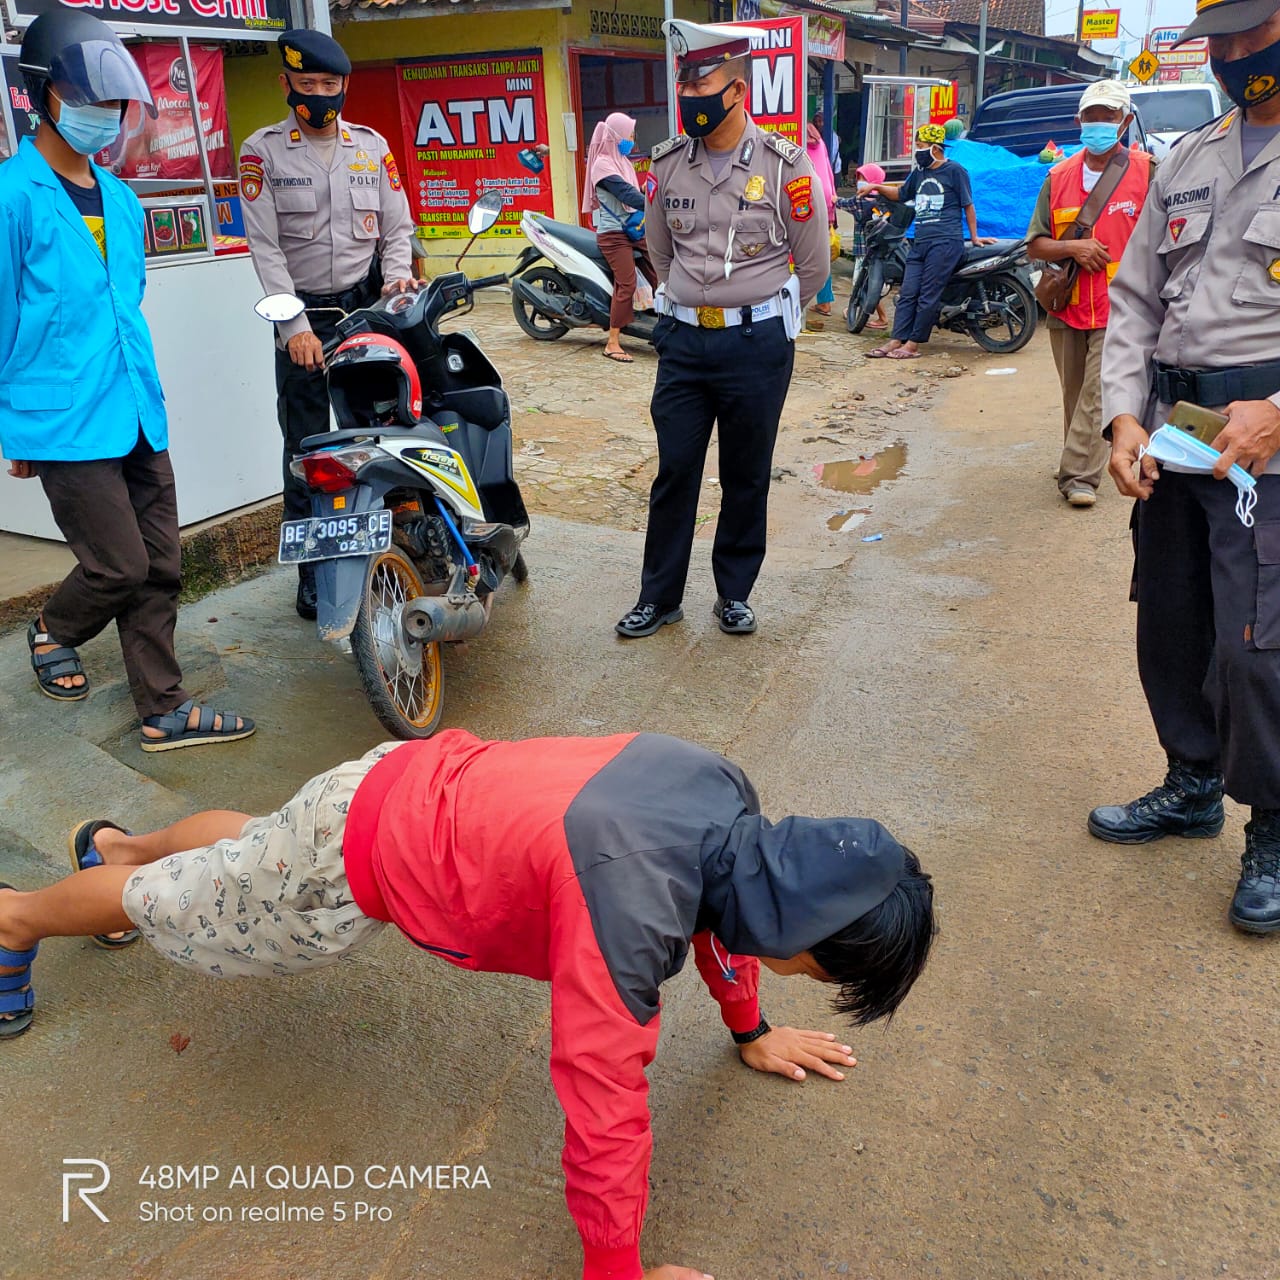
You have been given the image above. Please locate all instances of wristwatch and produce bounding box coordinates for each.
[732,1016,772,1046]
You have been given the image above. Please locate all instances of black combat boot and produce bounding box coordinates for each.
[296,568,318,621]
[1088,759,1225,844]
[1229,809,1280,935]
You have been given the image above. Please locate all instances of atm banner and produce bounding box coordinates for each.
[731,15,806,147]
[395,50,553,238]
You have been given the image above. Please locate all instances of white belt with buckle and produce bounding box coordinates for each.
[659,295,784,329]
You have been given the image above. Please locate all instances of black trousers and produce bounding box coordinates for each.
[274,309,343,528]
[37,432,188,719]
[1135,470,1280,808]
[640,315,795,606]
[892,238,965,345]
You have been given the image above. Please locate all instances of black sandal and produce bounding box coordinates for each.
[69,821,140,949]
[140,698,255,753]
[28,619,89,702]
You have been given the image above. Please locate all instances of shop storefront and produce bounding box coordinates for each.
[219,0,702,266]
[0,0,325,538]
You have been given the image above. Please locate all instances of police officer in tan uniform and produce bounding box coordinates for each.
[1095,0,1280,931]
[240,30,414,618]
[615,19,829,639]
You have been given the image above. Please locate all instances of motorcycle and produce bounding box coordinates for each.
[508,209,658,344]
[254,193,530,740]
[841,198,1038,354]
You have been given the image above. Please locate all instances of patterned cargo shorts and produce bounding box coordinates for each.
[121,743,403,979]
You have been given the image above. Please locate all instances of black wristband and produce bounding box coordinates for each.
[732,1017,772,1046]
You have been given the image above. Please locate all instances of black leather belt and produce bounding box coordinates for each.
[298,268,379,313]
[1154,358,1280,406]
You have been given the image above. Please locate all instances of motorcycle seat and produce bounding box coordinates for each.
[527,213,610,268]
[959,239,1023,265]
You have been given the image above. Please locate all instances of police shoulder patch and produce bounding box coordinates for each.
[650,135,689,163]
[762,131,804,164]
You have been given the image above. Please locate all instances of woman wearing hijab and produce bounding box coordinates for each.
[805,120,839,329]
[583,111,658,363]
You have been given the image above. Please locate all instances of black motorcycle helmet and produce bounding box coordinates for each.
[19,10,156,123]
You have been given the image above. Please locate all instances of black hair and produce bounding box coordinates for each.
[809,846,935,1027]
[723,55,750,87]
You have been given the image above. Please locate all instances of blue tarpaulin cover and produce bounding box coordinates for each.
[938,138,1082,240]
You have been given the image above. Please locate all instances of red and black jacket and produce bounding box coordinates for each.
[343,730,904,1280]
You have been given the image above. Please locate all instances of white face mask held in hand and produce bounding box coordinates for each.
[1139,425,1259,527]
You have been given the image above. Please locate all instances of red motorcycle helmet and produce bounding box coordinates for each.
[327,333,423,428]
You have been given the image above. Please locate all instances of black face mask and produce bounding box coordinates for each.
[915,148,937,169]
[679,84,736,138]
[1212,36,1280,110]
[288,87,345,129]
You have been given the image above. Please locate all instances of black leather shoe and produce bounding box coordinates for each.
[1230,810,1280,934]
[295,576,318,621]
[615,602,683,638]
[1087,758,1224,844]
[713,597,757,635]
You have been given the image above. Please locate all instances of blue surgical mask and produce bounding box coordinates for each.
[1078,122,1120,156]
[1141,425,1258,526]
[617,138,634,157]
[55,102,122,157]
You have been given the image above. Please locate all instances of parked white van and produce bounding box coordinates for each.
[1129,83,1231,159]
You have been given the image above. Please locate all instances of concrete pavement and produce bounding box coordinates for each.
[1,314,1276,1280]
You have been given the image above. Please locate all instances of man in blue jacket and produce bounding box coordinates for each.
[1,11,252,758]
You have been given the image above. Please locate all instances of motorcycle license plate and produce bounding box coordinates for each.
[278,510,392,565]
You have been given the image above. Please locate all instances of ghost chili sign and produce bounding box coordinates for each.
[395,50,553,238]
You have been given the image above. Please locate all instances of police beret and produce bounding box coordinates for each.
[278,30,351,76]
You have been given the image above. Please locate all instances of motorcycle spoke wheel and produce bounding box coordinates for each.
[967,275,1037,354]
[352,549,444,739]
[513,267,572,341]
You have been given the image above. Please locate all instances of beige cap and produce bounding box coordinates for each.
[1078,79,1132,113]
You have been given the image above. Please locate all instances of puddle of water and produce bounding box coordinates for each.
[827,507,871,532]
[815,443,908,495]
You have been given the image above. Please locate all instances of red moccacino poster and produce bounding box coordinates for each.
[396,50,552,238]
[99,44,233,181]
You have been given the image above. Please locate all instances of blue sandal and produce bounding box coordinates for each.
[69,820,140,949]
[140,698,255,753]
[28,619,89,702]
[0,887,37,1040]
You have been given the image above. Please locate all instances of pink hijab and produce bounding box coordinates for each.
[583,111,639,214]
[806,121,837,224]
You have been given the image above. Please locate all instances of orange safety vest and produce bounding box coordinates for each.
[1048,147,1152,330]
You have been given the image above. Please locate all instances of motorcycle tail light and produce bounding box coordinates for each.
[291,445,382,493]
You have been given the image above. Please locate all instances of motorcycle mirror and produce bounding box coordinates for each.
[467,191,504,235]
[455,191,506,269]
[254,293,307,323]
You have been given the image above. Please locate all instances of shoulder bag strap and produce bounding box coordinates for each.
[1065,148,1132,239]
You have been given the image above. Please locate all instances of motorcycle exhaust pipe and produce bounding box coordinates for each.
[402,595,488,645]
[512,278,592,329]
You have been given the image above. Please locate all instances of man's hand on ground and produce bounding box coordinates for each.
[1213,399,1280,478]
[643,1268,714,1280]
[1109,415,1156,499]
[738,1027,856,1082]
[6,460,34,479]
[1070,238,1112,273]
[287,331,325,372]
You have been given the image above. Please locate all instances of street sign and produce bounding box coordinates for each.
[1080,8,1121,39]
[1158,67,1183,82]
[1129,49,1160,82]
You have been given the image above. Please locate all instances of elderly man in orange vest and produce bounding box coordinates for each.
[1028,81,1155,508]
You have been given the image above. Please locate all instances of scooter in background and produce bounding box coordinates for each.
[508,210,658,344]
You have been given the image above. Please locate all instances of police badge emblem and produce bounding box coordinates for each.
[744,174,766,202]
[1270,257,1280,285]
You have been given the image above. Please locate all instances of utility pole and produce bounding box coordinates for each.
[900,0,910,73]
[976,0,989,109]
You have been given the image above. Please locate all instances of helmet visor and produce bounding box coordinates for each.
[50,39,156,117]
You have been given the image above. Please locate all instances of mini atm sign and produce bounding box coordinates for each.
[1080,9,1120,39]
